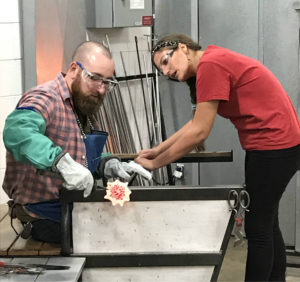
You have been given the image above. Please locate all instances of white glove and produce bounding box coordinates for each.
[121,161,152,180]
[56,153,94,198]
[104,159,152,181]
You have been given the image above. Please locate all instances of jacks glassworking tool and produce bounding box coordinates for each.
[227,188,250,247]
[0,261,70,275]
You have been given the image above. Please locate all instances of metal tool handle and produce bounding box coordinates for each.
[128,172,138,186]
[227,189,239,211]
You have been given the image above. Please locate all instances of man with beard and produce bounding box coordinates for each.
[2,41,151,243]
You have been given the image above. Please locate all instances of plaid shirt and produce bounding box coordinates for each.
[3,73,97,204]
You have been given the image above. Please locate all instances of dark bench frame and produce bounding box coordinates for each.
[59,149,242,282]
[60,185,243,281]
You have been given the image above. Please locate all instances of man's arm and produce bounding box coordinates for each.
[3,108,62,169]
[4,108,94,198]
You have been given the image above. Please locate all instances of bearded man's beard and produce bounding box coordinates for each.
[71,74,104,115]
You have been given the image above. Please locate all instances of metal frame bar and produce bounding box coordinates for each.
[211,208,235,281]
[117,151,233,185]
[75,252,222,267]
[116,73,156,82]
[116,151,233,163]
[61,185,242,204]
[286,247,300,268]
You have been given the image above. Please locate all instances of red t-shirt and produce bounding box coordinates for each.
[196,45,300,150]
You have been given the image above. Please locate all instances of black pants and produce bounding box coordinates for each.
[244,144,300,282]
[31,219,61,244]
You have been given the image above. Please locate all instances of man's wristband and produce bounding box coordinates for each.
[51,152,67,172]
[97,155,121,179]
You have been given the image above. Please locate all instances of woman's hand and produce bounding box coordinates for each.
[135,156,157,171]
[138,148,159,159]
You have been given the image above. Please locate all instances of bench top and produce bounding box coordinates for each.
[0,257,85,281]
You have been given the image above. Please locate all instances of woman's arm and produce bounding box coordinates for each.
[136,100,219,170]
[139,120,193,157]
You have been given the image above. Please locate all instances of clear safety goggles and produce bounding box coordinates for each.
[155,48,177,77]
[76,61,118,92]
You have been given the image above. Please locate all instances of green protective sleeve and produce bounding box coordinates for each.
[101,152,112,159]
[3,109,62,169]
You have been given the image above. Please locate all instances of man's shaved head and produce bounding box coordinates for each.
[67,40,115,116]
[72,41,112,65]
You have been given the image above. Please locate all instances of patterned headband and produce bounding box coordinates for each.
[151,40,179,55]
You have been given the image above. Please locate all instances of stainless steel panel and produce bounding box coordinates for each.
[198,0,300,247]
[155,0,300,248]
[198,0,259,187]
[86,0,152,28]
[86,0,113,28]
[198,0,259,58]
[154,0,192,36]
[72,200,231,254]
[154,0,198,185]
[262,0,300,247]
[113,0,152,27]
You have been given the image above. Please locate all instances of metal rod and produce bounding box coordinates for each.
[114,85,136,153]
[134,35,151,141]
[105,34,136,153]
[154,69,162,143]
[120,51,143,150]
[153,70,166,184]
[142,54,157,146]
[105,34,128,151]
[103,98,121,153]
[143,34,152,53]
[106,91,124,152]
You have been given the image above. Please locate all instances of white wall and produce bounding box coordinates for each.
[0,0,22,204]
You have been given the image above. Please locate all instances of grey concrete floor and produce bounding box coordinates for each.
[218,237,300,282]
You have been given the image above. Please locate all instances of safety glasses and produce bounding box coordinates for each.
[76,61,118,92]
[155,48,177,76]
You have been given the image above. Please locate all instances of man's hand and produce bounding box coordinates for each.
[104,159,152,181]
[56,153,94,197]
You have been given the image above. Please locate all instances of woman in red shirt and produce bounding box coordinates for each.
[136,33,300,281]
